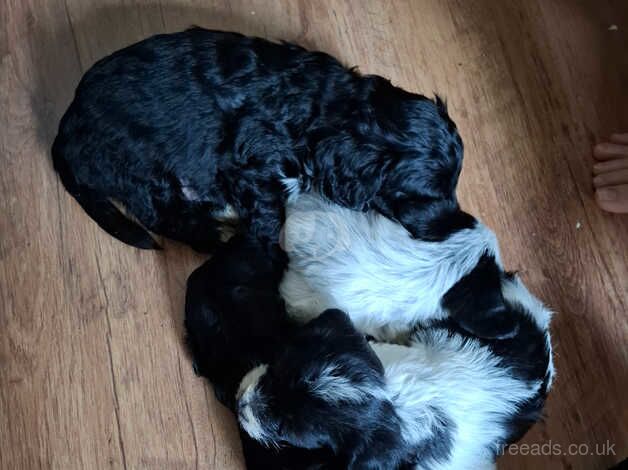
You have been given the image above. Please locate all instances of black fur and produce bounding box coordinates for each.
[184,238,410,469]
[433,279,552,457]
[184,236,342,469]
[238,433,341,470]
[184,235,286,407]
[52,28,465,251]
[442,253,521,340]
[235,308,417,469]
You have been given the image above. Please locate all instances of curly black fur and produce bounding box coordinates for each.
[184,235,288,407]
[184,235,343,469]
[52,28,467,251]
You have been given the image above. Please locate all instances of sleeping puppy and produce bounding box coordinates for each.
[237,305,553,470]
[184,235,342,469]
[185,235,553,469]
[52,28,466,252]
[280,193,545,341]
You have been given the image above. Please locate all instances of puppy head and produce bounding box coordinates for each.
[365,77,468,242]
[235,309,390,452]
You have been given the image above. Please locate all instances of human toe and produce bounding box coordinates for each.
[593,157,628,175]
[595,184,628,213]
[593,142,628,160]
[610,133,628,145]
[593,168,628,187]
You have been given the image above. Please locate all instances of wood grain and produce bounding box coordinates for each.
[1,1,626,469]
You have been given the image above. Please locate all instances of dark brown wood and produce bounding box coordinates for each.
[1,1,626,468]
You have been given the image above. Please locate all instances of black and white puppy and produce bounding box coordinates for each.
[52,28,465,252]
[184,235,343,470]
[185,232,553,469]
[280,193,552,342]
[237,302,553,470]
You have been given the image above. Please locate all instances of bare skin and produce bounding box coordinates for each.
[593,133,628,213]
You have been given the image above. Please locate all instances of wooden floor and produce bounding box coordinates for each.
[1,1,627,469]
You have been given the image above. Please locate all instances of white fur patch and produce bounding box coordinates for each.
[182,186,201,201]
[237,364,268,400]
[281,177,301,201]
[501,277,552,330]
[372,331,540,470]
[239,400,267,443]
[236,365,270,443]
[280,193,500,339]
[212,204,239,221]
[211,204,240,242]
[309,364,385,403]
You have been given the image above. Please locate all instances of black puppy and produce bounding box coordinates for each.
[184,236,342,469]
[53,28,466,251]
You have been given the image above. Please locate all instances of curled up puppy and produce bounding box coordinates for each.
[53,28,466,252]
[236,306,553,470]
[185,237,554,469]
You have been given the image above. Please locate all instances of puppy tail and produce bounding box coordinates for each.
[52,141,161,250]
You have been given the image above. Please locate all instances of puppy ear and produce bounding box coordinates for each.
[435,94,448,114]
[442,254,520,340]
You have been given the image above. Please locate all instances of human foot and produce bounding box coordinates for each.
[593,133,628,213]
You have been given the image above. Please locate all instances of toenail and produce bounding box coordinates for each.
[596,188,617,201]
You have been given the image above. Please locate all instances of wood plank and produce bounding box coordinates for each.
[1,1,626,469]
[1,1,124,468]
